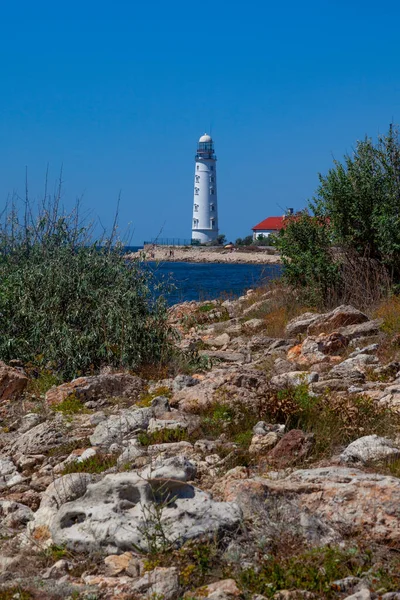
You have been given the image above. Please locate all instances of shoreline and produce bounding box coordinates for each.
[126,246,282,265]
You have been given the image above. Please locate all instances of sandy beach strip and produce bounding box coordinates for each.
[126,246,281,264]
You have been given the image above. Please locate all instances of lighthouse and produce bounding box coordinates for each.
[192,133,219,244]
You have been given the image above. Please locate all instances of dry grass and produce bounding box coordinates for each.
[240,281,313,338]
[374,295,400,336]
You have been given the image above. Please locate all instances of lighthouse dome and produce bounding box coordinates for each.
[199,133,212,143]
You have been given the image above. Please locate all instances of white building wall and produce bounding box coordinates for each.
[192,135,218,243]
[252,230,277,240]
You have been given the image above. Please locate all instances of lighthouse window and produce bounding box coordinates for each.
[196,165,200,171]
[210,176,215,183]
[195,175,200,183]
[211,218,215,228]
[193,219,199,228]
[194,204,199,212]
[194,187,199,195]
[210,203,215,211]
[210,165,214,171]
[210,187,215,195]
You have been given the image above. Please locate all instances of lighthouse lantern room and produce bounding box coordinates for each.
[192,133,219,244]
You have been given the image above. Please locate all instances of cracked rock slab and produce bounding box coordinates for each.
[45,472,242,553]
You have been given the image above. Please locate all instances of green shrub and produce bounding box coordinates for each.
[52,394,88,415]
[25,367,62,398]
[197,400,255,453]
[137,386,172,407]
[275,125,400,307]
[275,212,339,307]
[137,427,189,446]
[0,193,172,380]
[238,546,372,597]
[61,452,117,474]
[269,385,400,460]
[198,303,215,313]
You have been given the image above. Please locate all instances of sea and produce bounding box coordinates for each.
[125,247,281,304]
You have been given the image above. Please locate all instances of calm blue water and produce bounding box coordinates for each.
[147,262,282,305]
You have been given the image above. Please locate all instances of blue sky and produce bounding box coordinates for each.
[1,0,400,244]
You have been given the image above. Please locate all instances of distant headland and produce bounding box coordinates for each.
[126,244,281,264]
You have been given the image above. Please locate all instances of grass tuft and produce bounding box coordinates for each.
[137,427,189,446]
[61,452,117,474]
[51,393,88,415]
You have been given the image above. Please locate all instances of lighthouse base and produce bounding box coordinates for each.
[192,229,219,244]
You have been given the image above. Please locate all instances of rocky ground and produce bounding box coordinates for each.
[126,245,281,264]
[2,289,400,599]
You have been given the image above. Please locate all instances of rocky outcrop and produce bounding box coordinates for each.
[7,414,69,455]
[130,566,180,600]
[221,466,400,543]
[44,472,242,553]
[89,407,153,448]
[270,371,319,389]
[0,361,28,400]
[265,429,314,468]
[3,300,400,599]
[285,312,322,336]
[45,372,145,406]
[307,305,369,336]
[340,435,400,464]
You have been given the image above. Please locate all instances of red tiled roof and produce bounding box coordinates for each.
[252,216,285,231]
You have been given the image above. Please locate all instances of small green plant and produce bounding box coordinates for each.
[198,303,215,313]
[233,430,253,448]
[238,546,370,597]
[198,400,255,443]
[143,538,220,587]
[61,453,117,475]
[52,393,88,415]
[269,385,400,460]
[25,366,62,398]
[137,386,172,407]
[46,544,68,561]
[48,437,91,457]
[137,427,189,446]
[133,481,179,554]
[0,588,34,600]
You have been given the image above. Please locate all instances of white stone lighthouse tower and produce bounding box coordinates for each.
[192,133,219,244]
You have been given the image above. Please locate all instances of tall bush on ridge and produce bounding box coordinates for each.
[275,212,339,306]
[312,124,400,275]
[0,184,172,379]
[276,124,400,305]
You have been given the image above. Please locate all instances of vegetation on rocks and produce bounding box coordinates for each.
[61,453,117,475]
[276,124,400,308]
[0,188,172,380]
[5,164,400,599]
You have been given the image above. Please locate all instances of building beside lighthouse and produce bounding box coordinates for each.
[192,133,219,243]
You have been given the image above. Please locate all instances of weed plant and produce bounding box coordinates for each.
[238,545,375,598]
[192,384,400,464]
[52,394,88,416]
[269,384,400,460]
[25,367,62,398]
[136,386,172,407]
[0,188,172,380]
[137,427,189,446]
[61,452,117,475]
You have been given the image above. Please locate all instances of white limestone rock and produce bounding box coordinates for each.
[47,472,242,553]
[90,407,153,448]
[270,371,318,390]
[139,455,197,481]
[340,435,400,464]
